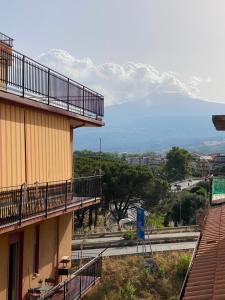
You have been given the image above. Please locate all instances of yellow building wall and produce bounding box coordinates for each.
[25,109,72,184]
[22,218,58,298]
[58,212,72,266]
[0,102,72,188]
[0,103,26,187]
[22,214,72,299]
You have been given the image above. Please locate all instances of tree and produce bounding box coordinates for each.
[171,191,207,226]
[165,147,191,181]
[103,163,153,223]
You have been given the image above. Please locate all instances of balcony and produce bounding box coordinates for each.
[0,47,104,120]
[0,176,102,233]
[32,252,103,300]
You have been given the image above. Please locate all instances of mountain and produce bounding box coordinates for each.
[74,93,225,153]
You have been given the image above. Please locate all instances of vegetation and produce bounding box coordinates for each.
[165,147,192,181]
[73,149,209,230]
[84,252,191,300]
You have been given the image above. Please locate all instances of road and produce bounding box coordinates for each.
[72,241,197,258]
[171,178,203,192]
[72,232,199,246]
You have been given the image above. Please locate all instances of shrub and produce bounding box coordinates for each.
[123,229,136,240]
[120,282,136,300]
[175,254,190,278]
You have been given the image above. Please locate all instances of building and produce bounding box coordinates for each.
[126,154,166,168]
[0,32,104,299]
[191,153,213,177]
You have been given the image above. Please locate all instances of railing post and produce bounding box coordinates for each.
[19,184,23,225]
[80,274,82,298]
[64,282,66,300]
[67,78,70,111]
[65,180,68,211]
[83,86,85,116]
[47,68,50,105]
[22,55,25,97]
[45,182,48,218]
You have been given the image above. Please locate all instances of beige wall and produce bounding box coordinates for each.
[25,109,72,183]
[0,103,26,187]
[0,102,72,187]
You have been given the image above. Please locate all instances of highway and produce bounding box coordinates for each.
[72,241,197,258]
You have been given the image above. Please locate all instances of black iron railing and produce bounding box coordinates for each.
[38,252,103,300]
[0,48,104,119]
[0,176,102,229]
[0,32,13,47]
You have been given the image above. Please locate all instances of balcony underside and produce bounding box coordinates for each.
[212,115,225,131]
[0,90,104,128]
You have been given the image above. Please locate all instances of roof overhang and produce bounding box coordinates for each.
[0,90,104,128]
[212,115,225,131]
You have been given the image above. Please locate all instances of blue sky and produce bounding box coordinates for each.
[1,0,225,105]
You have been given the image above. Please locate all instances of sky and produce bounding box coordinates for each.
[1,0,225,105]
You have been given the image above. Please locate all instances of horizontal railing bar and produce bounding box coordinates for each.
[0,47,104,118]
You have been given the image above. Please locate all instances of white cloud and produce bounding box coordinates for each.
[38,49,211,106]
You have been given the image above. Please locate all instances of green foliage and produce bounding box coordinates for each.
[171,190,207,226]
[120,282,136,300]
[165,147,192,181]
[146,213,164,228]
[73,151,169,224]
[174,255,190,279]
[123,229,136,240]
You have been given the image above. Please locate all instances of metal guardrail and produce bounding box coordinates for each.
[0,176,102,229]
[38,250,105,300]
[0,48,104,119]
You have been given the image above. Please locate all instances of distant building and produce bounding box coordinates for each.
[126,154,166,168]
[191,153,213,177]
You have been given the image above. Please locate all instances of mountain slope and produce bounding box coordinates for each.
[75,93,225,153]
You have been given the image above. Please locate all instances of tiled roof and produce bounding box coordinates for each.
[181,204,225,299]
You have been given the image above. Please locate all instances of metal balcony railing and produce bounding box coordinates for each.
[38,251,103,300]
[0,32,13,47]
[0,176,102,229]
[0,48,104,119]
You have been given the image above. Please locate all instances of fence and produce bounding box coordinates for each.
[0,176,102,228]
[0,48,104,118]
[39,252,103,300]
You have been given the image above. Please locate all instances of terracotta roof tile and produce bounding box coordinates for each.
[181,205,225,300]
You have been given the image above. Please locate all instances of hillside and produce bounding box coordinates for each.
[75,93,225,153]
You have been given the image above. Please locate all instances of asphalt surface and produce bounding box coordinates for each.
[171,178,203,191]
[72,241,197,258]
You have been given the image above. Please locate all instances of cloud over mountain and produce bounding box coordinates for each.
[38,49,210,106]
